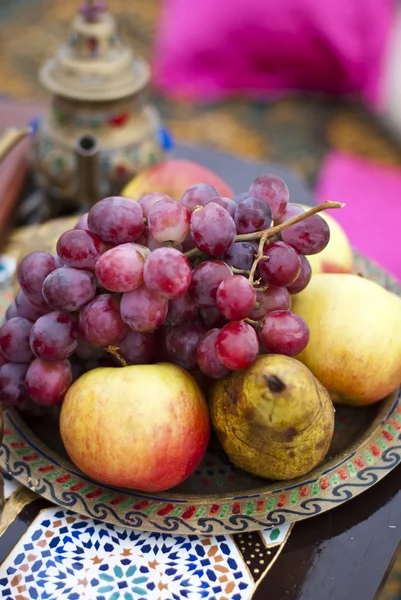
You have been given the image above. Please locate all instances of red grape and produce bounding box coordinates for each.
[25,358,72,406]
[182,232,196,252]
[181,183,219,212]
[57,229,104,269]
[190,203,236,256]
[199,306,227,328]
[274,203,304,225]
[259,241,301,287]
[164,293,199,327]
[281,214,330,255]
[74,213,89,230]
[117,330,155,365]
[189,260,232,307]
[17,251,58,306]
[42,267,96,312]
[204,196,237,217]
[79,294,128,346]
[29,311,78,362]
[88,196,144,244]
[260,310,310,356]
[5,302,19,321]
[164,318,208,370]
[15,291,50,320]
[0,317,33,362]
[0,363,29,407]
[139,192,171,216]
[143,247,192,299]
[287,255,312,294]
[234,197,272,234]
[248,174,289,221]
[250,287,291,320]
[0,353,8,367]
[223,241,258,271]
[137,229,164,251]
[216,321,259,370]
[148,198,190,244]
[216,275,256,320]
[132,243,151,261]
[95,244,145,292]
[197,329,230,379]
[121,285,168,332]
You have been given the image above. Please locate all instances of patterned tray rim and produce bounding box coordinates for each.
[1,253,401,534]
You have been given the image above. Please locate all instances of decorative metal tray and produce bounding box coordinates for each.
[1,253,401,534]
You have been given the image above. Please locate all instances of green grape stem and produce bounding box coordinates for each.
[184,200,345,286]
[105,345,127,367]
[244,318,263,329]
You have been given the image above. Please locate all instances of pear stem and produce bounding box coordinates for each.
[105,345,127,367]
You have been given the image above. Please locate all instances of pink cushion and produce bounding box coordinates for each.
[315,150,401,282]
[153,0,394,108]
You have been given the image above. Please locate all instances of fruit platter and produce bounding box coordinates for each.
[2,167,401,535]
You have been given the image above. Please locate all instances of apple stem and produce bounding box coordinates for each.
[184,201,344,264]
[105,345,127,367]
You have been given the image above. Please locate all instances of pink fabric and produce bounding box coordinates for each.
[153,0,394,109]
[314,151,401,281]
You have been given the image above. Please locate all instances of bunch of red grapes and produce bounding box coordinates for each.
[0,173,330,410]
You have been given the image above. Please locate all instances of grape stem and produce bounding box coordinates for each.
[184,200,344,286]
[105,345,127,367]
[184,200,344,261]
[231,267,250,275]
[244,318,262,329]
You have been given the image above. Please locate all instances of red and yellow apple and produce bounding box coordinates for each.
[60,363,210,492]
[299,205,353,274]
[122,159,233,200]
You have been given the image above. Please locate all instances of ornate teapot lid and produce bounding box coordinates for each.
[39,1,149,102]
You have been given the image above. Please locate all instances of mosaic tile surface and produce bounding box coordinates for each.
[0,506,255,600]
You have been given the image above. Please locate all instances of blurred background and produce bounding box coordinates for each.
[1,0,401,185]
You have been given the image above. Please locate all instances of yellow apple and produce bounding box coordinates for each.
[60,363,210,492]
[292,274,401,405]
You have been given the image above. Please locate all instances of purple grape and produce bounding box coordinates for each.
[29,312,78,362]
[17,251,58,306]
[0,363,29,407]
[181,183,219,212]
[0,317,33,363]
[281,214,330,255]
[287,255,312,294]
[88,196,144,244]
[190,203,236,256]
[42,267,96,312]
[79,294,128,346]
[234,197,272,234]
[25,358,72,406]
[164,318,208,370]
[223,241,258,271]
[164,293,199,327]
[248,174,289,220]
